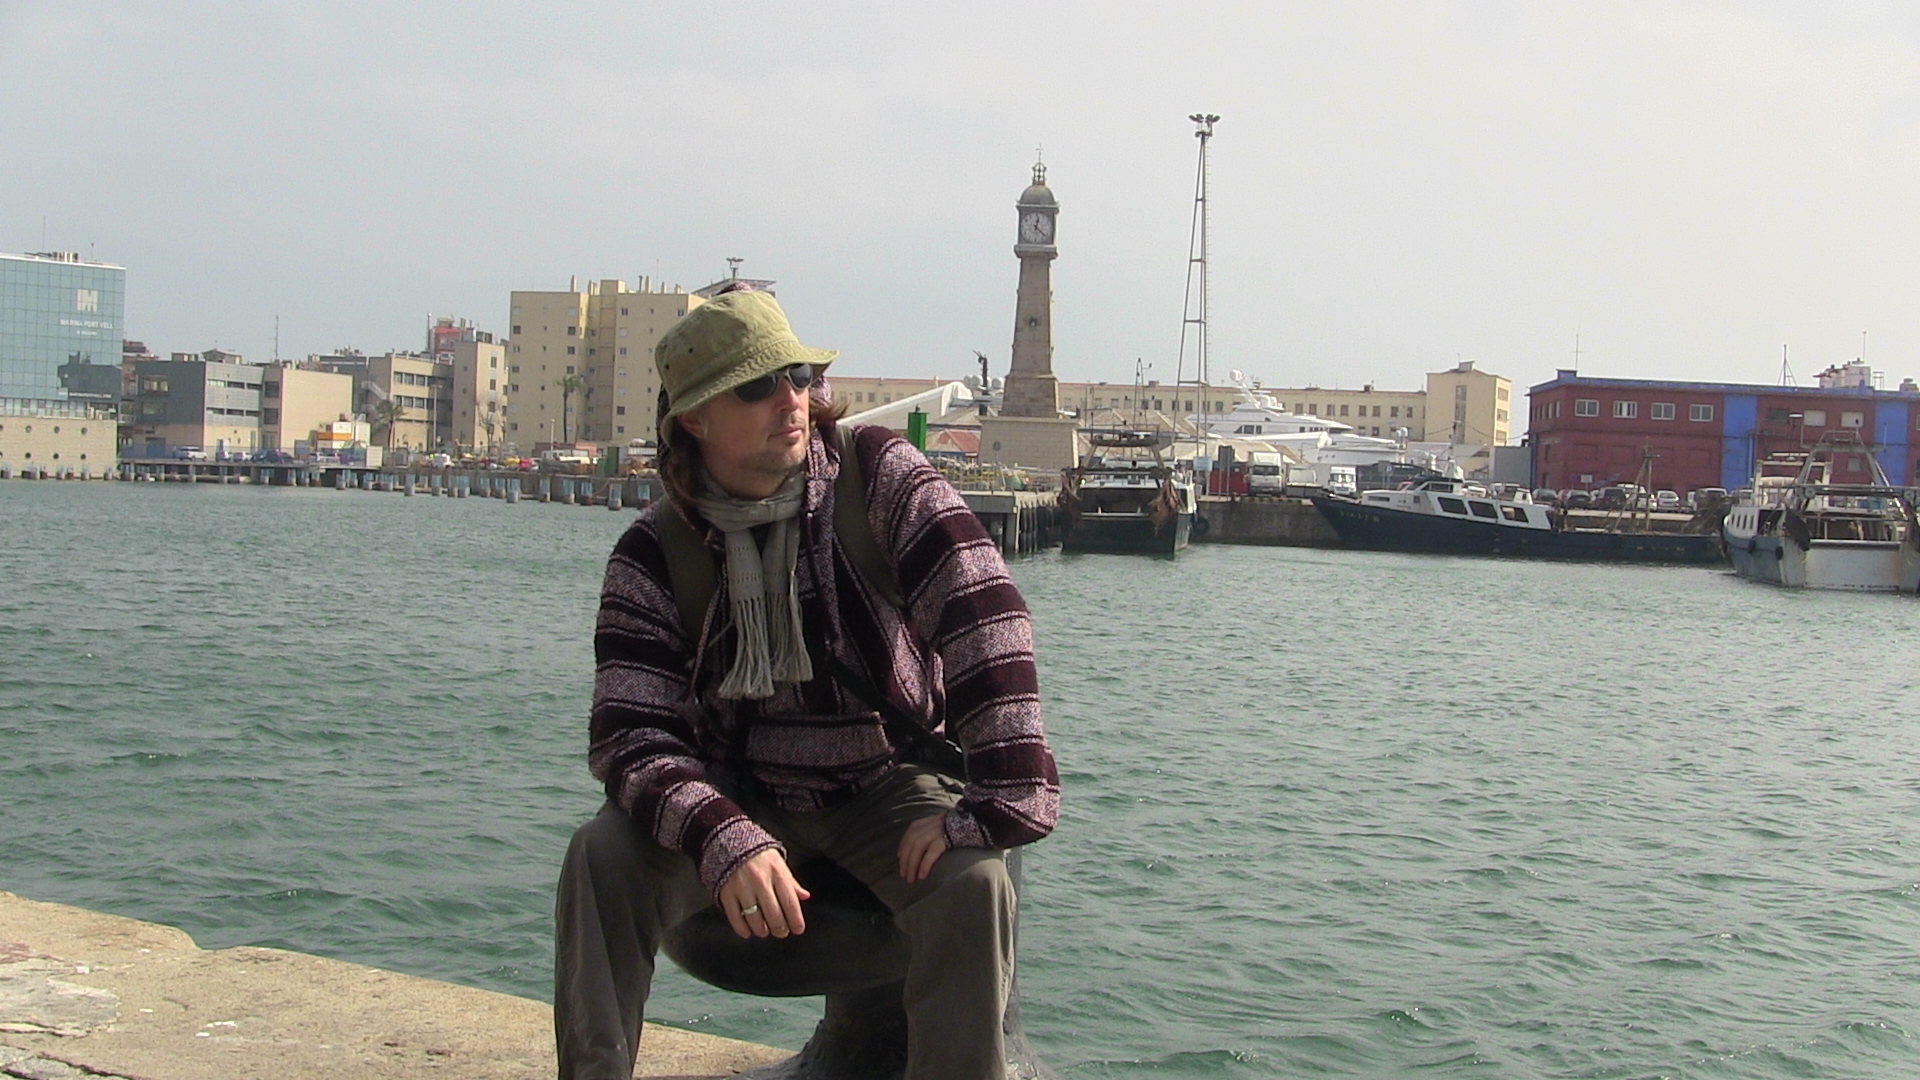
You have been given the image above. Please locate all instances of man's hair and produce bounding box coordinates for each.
[656,386,848,508]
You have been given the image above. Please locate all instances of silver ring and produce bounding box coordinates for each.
[739,903,760,917]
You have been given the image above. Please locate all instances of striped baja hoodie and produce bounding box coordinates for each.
[589,423,1060,896]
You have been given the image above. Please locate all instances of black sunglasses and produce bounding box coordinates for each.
[730,363,817,403]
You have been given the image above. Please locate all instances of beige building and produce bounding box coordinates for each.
[1054,361,1509,447]
[0,400,117,475]
[434,326,508,457]
[260,366,355,451]
[365,353,451,450]
[1250,385,1429,439]
[827,376,948,412]
[1424,360,1511,447]
[1053,380,1418,432]
[507,277,702,450]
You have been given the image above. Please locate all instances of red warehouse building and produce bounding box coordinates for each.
[1528,370,1920,494]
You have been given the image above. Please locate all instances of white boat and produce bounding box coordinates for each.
[1723,437,1920,592]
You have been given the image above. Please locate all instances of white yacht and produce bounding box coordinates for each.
[1187,373,1422,485]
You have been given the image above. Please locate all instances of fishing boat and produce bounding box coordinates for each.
[1312,477,1724,563]
[1723,437,1920,592]
[1058,432,1197,555]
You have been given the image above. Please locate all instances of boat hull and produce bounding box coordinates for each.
[1061,512,1192,555]
[1725,532,1920,591]
[1312,498,1724,563]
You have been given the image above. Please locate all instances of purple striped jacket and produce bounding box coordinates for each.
[589,423,1059,895]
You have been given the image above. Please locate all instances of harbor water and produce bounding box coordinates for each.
[4,481,1919,1078]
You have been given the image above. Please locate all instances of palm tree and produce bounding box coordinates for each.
[373,399,407,450]
[554,374,587,443]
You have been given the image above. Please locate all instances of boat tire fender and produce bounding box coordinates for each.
[1193,515,1211,538]
[1747,537,1757,555]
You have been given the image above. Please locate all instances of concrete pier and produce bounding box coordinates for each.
[959,491,1060,554]
[0,890,785,1080]
[1192,495,1341,547]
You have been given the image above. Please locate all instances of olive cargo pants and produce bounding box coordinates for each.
[554,765,1015,1080]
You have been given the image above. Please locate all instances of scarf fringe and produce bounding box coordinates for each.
[703,473,812,700]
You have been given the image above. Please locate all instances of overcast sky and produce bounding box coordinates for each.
[7,2,1920,419]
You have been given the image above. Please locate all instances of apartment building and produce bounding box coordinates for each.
[364,352,451,450]
[1426,360,1512,447]
[507,277,701,449]
[429,318,508,456]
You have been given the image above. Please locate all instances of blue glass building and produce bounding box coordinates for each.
[1,251,127,403]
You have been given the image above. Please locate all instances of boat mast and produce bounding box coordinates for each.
[1175,113,1218,442]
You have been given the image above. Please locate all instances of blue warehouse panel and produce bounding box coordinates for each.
[1874,402,1910,484]
[1720,393,1758,490]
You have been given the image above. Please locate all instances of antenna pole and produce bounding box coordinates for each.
[1176,113,1219,407]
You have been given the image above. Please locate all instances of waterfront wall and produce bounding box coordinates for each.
[1194,496,1341,547]
[0,403,116,478]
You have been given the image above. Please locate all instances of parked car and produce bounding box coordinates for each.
[1687,487,1730,513]
[1655,490,1681,512]
[250,449,294,463]
[171,446,208,461]
[1561,489,1593,510]
[1531,487,1560,506]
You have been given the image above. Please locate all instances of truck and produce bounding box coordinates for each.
[539,448,597,474]
[1246,451,1288,495]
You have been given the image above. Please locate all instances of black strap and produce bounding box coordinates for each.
[655,496,716,649]
[831,425,904,610]
[656,423,964,779]
[807,638,967,781]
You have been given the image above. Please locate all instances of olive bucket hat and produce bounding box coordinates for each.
[654,291,837,432]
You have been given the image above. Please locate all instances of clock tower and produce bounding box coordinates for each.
[980,158,1080,472]
[1001,160,1060,418]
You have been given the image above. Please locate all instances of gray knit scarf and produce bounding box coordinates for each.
[692,471,813,699]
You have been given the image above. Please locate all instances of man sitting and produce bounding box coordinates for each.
[554,289,1059,1080]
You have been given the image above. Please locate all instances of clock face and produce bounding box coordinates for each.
[1020,211,1052,244]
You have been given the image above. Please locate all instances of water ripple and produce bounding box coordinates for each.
[6,485,1920,1076]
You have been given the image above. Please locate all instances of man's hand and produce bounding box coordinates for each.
[897,814,950,884]
[719,848,810,939]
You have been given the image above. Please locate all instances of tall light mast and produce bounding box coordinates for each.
[1176,113,1219,415]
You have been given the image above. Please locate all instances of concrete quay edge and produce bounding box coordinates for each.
[0,890,789,1080]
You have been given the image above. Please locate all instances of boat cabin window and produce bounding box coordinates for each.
[1468,501,1499,519]
[1437,496,1469,515]
[1501,505,1529,522]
